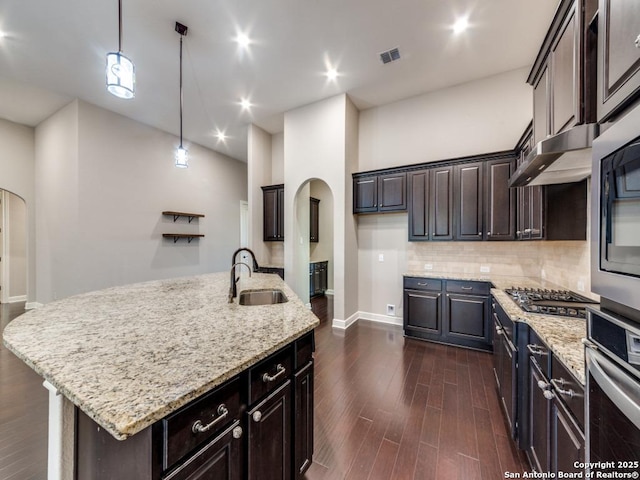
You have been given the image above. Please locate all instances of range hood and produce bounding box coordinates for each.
[509,123,599,187]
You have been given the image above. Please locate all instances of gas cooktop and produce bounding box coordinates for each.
[504,287,598,319]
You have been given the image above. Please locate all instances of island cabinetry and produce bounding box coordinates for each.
[353,172,406,214]
[74,332,316,480]
[263,184,285,241]
[403,277,492,351]
[597,0,640,121]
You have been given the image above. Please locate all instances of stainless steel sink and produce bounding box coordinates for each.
[238,289,288,306]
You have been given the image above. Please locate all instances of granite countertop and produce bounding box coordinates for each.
[2,272,319,440]
[404,272,589,384]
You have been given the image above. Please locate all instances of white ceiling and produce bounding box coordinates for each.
[0,0,559,162]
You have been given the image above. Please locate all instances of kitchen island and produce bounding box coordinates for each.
[2,271,319,480]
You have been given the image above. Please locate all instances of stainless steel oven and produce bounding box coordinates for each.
[592,104,640,313]
[585,307,640,474]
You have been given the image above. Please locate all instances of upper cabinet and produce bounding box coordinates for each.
[597,0,640,121]
[529,0,597,141]
[454,162,484,240]
[485,158,517,240]
[408,166,454,241]
[310,197,320,243]
[353,172,406,214]
[262,184,284,241]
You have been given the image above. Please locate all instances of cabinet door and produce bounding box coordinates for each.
[550,398,585,476]
[552,6,579,134]
[429,166,454,240]
[294,361,314,478]
[446,293,491,349]
[408,170,429,240]
[528,359,551,474]
[454,162,483,240]
[319,262,327,292]
[378,173,406,212]
[534,66,551,144]
[309,198,319,243]
[353,176,378,213]
[598,0,640,121]
[277,187,285,240]
[485,158,516,240]
[403,290,441,334]
[517,186,544,240]
[247,381,292,480]
[164,420,243,480]
[263,188,281,241]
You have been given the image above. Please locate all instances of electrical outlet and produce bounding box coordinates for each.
[577,280,585,292]
[480,265,491,273]
[378,253,384,262]
[386,304,395,316]
[424,263,433,270]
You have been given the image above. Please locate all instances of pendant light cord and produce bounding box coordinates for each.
[179,35,183,148]
[118,0,123,52]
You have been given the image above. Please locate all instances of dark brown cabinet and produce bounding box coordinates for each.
[309,197,319,243]
[404,277,491,351]
[408,167,454,241]
[309,261,328,298]
[263,184,284,241]
[534,66,551,144]
[528,358,551,473]
[551,398,585,475]
[492,299,518,438]
[485,158,516,240]
[454,162,484,240]
[518,186,545,240]
[408,169,430,240]
[294,361,314,477]
[353,172,406,213]
[552,7,579,134]
[597,0,640,121]
[247,381,292,480]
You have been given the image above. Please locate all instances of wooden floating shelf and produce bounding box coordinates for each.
[162,211,205,223]
[162,234,205,244]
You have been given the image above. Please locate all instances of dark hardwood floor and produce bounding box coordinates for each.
[0,303,48,480]
[308,294,529,480]
[0,296,528,480]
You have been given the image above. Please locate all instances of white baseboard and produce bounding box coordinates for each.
[332,310,359,330]
[358,311,403,326]
[26,301,44,310]
[325,289,335,296]
[8,295,27,303]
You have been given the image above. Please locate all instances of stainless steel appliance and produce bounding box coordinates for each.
[584,307,640,473]
[504,287,598,318]
[592,104,640,314]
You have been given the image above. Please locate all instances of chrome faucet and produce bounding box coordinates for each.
[231,248,260,273]
[229,262,252,303]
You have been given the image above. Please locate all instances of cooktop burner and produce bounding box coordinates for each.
[504,287,598,319]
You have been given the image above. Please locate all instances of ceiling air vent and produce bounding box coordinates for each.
[379,47,400,64]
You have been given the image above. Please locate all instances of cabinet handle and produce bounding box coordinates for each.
[531,229,540,234]
[543,390,555,400]
[487,231,491,236]
[495,325,504,335]
[232,426,243,439]
[252,411,262,422]
[635,34,640,48]
[516,231,521,235]
[262,364,286,383]
[192,404,229,434]
[417,282,429,286]
[524,228,532,233]
[551,378,578,398]
[527,344,548,356]
[461,286,473,291]
[537,379,549,390]
[478,232,482,236]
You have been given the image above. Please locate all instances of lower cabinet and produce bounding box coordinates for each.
[309,261,328,298]
[403,277,491,351]
[75,332,315,480]
[492,298,518,438]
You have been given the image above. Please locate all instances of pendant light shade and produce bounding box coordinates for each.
[175,22,189,168]
[106,0,135,99]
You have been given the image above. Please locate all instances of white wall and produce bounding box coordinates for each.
[0,118,36,303]
[35,100,247,303]
[7,192,27,299]
[358,68,532,171]
[356,68,534,317]
[247,125,273,266]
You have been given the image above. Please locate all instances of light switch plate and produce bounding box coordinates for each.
[424,263,433,270]
[386,304,395,316]
[378,253,384,262]
[480,265,490,273]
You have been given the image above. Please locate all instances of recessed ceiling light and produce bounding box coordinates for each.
[240,98,252,110]
[235,32,251,49]
[326,68,338,81]
[452,17,469,34]
[215,129,227,141]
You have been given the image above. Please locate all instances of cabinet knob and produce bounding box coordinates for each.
[516,231,521,235]
[543,390,555,400]
[252,411,262,422]
[233,426,243,439]
[635,34,640,48]
[537,380,549,390]
[487,231,491,235]
[478,232,482,236]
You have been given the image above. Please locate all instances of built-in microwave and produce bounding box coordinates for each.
[592,104,640,315]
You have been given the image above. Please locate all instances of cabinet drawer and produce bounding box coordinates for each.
[162,376,242,471]
[295,331,314,370]
[403,277,442,292]
[446,280,490,295]
[551,355,584,429]
[249,346,294,405]
[527,328,550,378]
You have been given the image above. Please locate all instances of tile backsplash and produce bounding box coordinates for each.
[407,240,594,297]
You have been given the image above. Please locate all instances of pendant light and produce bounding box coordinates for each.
[175,22,189,168]
[106,0,135,99]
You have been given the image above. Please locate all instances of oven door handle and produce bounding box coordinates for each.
[586,347,640,431]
